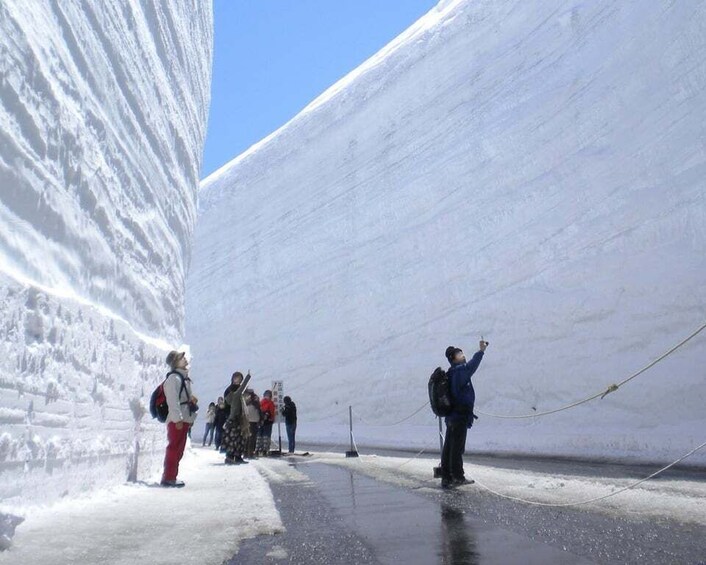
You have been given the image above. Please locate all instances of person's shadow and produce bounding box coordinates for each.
[439,503,480,565]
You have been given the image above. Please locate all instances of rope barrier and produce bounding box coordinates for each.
[340,439,706,508]
[307,322,706,508]
[353,402,430,427]
[396,443,436,469]
[468,439,706,507]
[342,321,706,427]
[476,320,706,419]
[314,439,348,454]
[312,406,350,422]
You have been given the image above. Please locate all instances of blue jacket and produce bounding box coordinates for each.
[445,351,484,425]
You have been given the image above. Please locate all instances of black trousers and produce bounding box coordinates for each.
[441,419,468,481]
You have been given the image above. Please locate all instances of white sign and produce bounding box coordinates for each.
[271,380,284,423]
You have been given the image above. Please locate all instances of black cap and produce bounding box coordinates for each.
[445,346,461,363]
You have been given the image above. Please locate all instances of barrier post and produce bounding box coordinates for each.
[433,416,443,478]
[345,405,359,458]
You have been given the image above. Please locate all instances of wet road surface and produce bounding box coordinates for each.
[234,462,593,564]
[232,447,706,564]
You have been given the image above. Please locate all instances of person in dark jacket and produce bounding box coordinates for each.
[440,340,488,489]
[223,372,251,464]
[281,396,297,454]
[214,396,228,451]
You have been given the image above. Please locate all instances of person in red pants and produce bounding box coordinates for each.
[161,350,198,487]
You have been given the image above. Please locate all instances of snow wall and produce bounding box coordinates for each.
[0,1,212,508]
[188,0,706,465]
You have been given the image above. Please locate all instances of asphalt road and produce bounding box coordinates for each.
[233,447,706,564]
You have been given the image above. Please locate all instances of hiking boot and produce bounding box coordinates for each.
[160,480,185,488]
[224,457,236,465]
[234,456,249,464]
[453,477,475,486]
[441,479,455,490]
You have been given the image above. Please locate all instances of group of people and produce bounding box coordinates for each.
[159,338,488,491]
[158,352,299,487]
[204,372,299,464]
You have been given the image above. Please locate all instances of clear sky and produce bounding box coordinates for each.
[201,0,439,179]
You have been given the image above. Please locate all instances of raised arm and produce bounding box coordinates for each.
[235,373,252,396]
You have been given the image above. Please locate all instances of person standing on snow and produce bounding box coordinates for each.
[256,390,276,456]
[281,396,297,454]
[161,350,198,488]
[214,396,228,451]
[202,402,216,446]
[223,371,251,465]
[244,390,261,458]
[440,340,488,489]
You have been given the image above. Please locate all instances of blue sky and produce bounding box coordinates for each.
[201,0,438,179]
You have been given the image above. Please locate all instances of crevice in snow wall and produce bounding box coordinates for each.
[187,0,705,465]
[0,0,213,507]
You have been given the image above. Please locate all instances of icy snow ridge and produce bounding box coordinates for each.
[0,1,212,507]
[187,0,705,464]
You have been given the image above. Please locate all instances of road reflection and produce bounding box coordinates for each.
[439,503,480,564]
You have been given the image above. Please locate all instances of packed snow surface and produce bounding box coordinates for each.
[0,448,282,565]
[0,1,212,508]
[187,0,706,464]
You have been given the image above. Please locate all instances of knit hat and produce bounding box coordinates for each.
[445,346,461,364]
[165,350,185,369]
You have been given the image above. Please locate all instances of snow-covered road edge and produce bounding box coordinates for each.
[0,447,282,564]
[297,452,706,527]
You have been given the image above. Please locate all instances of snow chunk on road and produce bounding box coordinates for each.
[0,448,282,565]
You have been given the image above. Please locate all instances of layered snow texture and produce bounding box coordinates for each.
[0,0,212,339]
[0,1,212,507]
[187,0,706,464]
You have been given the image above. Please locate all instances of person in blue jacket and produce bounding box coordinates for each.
[441,340,488,489]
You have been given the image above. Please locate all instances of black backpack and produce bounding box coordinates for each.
[149,371,185,423]
[428,367,454,417]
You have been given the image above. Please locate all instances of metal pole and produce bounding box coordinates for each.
[433,416,444,478]
[346,405,359,457]
[438,416,443,454]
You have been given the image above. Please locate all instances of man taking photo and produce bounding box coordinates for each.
[440,339,488,489]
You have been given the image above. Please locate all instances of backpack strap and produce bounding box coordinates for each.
[165,370,190,405]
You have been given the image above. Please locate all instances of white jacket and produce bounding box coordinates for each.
[164,369,196,425]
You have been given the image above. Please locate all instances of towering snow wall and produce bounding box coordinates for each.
[0,1,212,507]
[188,0,706,464]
